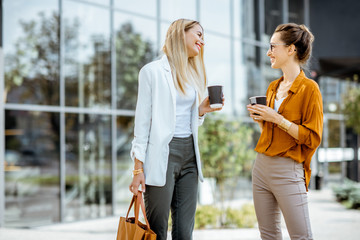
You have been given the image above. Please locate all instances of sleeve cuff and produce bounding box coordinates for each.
[295,125,310,145]
[198,113,206,125]
[130,140,146,163]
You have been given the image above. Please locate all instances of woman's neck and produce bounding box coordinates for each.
[281,63,301,83]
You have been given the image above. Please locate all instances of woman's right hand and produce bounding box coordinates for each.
[129,172,145,195]
[129,158,146,194]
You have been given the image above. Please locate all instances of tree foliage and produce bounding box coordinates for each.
[198,114,256,205]
[343,87,360,134]
[116,22,155,109]
[4,11,62,105]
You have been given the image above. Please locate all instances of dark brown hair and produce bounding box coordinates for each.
[275,23,314,65]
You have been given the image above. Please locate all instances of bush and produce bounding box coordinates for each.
[193,203,258,229]
[349,187,360,209]
[332,178,360,209]
[194,205,220,229]
[224,203,257,228]
[343,88,360,134]
[332,179,355,202]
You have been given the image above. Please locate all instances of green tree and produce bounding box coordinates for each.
[4,12,80,105]
[198,114,256,215]
[116,22,155,110]
[343,87,360,134]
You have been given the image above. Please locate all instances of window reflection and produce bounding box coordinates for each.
[114,0,156,17]
[265,0,283,37]
[289,0,304,24]
[244,44,261,99]
[244,44,281,101]
[3,0,59,105]
[161,0,196,22]
[64,1,111,108]
[201,0,230,35]
[85,0,110,6]
[114,13,156,110]
[5,110,60,227]
[204,34,231,114]
[234,41,247,115]
[65,113,112,221]
[115,116,134,215]
[242,0,256,40]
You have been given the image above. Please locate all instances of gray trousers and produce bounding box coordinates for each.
[252,153,313,240]
[144,135,198,240]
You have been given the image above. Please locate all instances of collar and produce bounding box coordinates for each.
[161,54,171,72]
[270,70,306,94]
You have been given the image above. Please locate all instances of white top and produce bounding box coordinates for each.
[174,84,196,137]
[274,97,286,112]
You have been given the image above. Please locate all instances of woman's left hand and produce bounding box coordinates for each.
[247,104,282,124]
[199,95,225,116]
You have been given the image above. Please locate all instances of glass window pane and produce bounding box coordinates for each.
[161,0,196,22]
[204,34,231,114]
[265,0,283,37]
[86,0,110,6]
[234,40,247,115]
[243,44,281,100]
[5,110,60,227]
[115,13,157,110]
[115,0,156,18]
[244,44,261,98]
[329,120,340,148]
[64,1,111,108]
[115,116,134,215]
[289,0,304,24]
[201,0,230,35]
[242,0,256,40]
[233,0,242,39]
[65,113,112,221]
[3,0,59,105]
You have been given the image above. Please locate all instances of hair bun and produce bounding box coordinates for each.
[299,24,314,42]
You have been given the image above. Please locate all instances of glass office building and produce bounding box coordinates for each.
[0,0,333,227]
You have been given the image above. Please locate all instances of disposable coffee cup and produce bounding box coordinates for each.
[249,96,266,105]
[249,96,266,115]
[208,85,223,109]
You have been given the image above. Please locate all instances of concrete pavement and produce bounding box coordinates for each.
[1,188,360,240]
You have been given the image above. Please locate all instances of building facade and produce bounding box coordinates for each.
[1,0,355,228]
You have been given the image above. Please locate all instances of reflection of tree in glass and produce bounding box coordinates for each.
[4,12,67,157]
[65,30,111,107]
[4,12,62,105]
[198,114,256,222]
[116,22,155,110]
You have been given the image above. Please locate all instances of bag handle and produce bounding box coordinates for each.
[134,191,151,228]
[125,194,136,219]
[125,191,151,229]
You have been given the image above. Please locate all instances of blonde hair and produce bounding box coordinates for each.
[163,19,207,100]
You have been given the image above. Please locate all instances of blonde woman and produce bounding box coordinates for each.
[129,19,223,240]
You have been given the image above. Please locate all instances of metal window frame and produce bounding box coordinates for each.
[59,0,66,222]
[230,0,236,116]
[0,0,5,228]
[110,0,117,216]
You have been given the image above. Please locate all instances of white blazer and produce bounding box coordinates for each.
[130,55,205,186]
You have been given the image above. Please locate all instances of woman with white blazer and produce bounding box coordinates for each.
[129,19,223,240]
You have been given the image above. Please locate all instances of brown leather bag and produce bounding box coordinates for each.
[116,191,156,240]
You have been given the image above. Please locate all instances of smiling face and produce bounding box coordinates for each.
[267,32,290,69]
[185,24,204,57]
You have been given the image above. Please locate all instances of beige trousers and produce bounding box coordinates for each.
[252,153,313,240]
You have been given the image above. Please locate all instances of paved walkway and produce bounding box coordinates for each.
[1,188,360,240]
